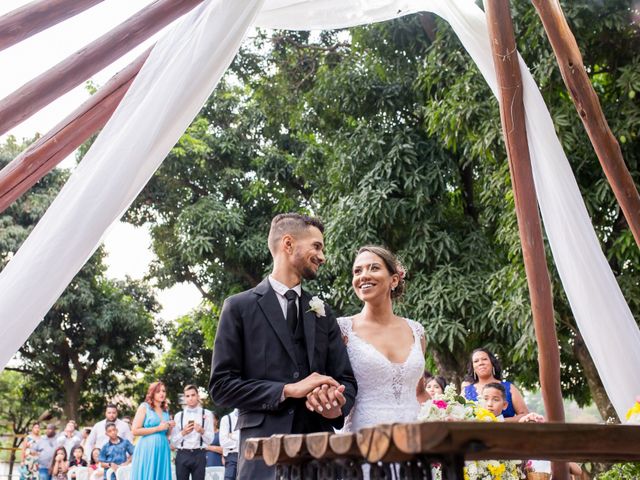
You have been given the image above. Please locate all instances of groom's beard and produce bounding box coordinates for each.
[301,267,318,280]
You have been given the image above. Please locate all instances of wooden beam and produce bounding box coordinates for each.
[0,0,204,137]
[482,2,567,478]
[531,0,640,248]
[0,0,104,52]
[0,48,150,214]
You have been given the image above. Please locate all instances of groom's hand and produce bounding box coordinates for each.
[306,384,346,419]
[283,372,340,399]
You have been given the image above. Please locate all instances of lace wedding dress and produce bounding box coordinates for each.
[337,317,425,432]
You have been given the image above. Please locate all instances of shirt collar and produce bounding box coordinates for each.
[268,275,301,297]
[185,407,200,413]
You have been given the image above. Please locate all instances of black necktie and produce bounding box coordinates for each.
[284,289,298,334]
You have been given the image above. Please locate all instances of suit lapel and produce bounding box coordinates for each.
[300,292,316,370]
[255,278,297,365]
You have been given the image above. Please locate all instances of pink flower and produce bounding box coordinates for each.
[434,400,448,409]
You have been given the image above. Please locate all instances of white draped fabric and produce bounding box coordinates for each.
[0,0,638,419]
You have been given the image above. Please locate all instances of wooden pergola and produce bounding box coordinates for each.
[1,2,639,479]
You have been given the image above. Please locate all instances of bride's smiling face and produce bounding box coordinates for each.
[352,251,398,302]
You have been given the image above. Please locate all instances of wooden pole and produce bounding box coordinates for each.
[530,0,640,248]
[0,48,150,214]
[0,0,104,52]
[482,2,567,478]
[0,0,204,137]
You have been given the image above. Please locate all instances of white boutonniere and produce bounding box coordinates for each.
[307,296,326,317]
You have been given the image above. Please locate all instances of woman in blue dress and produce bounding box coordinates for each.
[130,381,175,479]
[461,347,529,421]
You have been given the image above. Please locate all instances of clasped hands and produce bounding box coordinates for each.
[284,372,346,419]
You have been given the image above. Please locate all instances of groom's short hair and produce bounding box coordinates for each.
[268,213,324,255]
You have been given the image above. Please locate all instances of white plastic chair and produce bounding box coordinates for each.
[67,466,89,480]
[205,466,225,480]
[115,464,131,480]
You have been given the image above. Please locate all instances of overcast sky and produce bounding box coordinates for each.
[0,0,202,320]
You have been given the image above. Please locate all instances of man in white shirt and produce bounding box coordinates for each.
[57,420,82,457]
[219,409,239,480]
[85,403,133,453]
[171,385,215,480]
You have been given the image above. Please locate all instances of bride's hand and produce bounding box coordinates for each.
[306,384,346,419]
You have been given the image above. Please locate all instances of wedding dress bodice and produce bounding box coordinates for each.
[337,317,425,432]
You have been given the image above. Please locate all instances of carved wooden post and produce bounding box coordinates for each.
[482,1,567,478]
[531,0,640,248]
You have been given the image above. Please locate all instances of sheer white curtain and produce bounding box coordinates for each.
[1,0,638,419]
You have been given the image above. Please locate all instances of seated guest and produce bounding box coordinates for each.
[426,376,446,399]
[68,445,88,478]
[416,370,432,404]
[98,423,134,480]
[49,447,69,480]
[89,448,104,480]
[462,347,528,421]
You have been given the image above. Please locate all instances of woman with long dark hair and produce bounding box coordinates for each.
[461,347,528,421]
[129,381,174,479]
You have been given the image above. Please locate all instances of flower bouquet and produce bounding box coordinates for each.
[417,385,523,480]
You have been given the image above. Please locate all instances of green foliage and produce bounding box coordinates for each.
[129,1,639,416]
[0,138,161,423]
[154,304,217,409]
[596,463,640,480]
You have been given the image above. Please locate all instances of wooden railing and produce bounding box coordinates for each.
[244,422,640,479]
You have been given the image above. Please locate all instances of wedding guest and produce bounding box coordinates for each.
[416,370,432,404]
[68,445,88,479]
[129,381,174,479]
[171,384,215,480]
[49,447,68,480]
[86,404,133,453]
[20,422,40,480]
[205,416,223,468]
[98,423,134,480]
[33,424,58,480]
[462,347,528,421]
[88,448,104,480]
[426,376,447,399]
[219,409,239,480]
[333,246,426,432]
[57,420,82,457]
[80,428,91,456]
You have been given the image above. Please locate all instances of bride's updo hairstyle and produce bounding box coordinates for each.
[356,245,407,300]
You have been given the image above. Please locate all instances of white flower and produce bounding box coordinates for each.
[308,296,326,317]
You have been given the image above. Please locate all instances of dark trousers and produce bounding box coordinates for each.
[224,452,238,480]
[175,449,207,480]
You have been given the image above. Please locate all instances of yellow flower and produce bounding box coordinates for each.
[463,468,470,480]
[487,463,506,479]
[625,402,640,421]
[475,407,497,422]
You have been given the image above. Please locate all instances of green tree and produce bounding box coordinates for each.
[1,137,162,422]
[0,371,55,476]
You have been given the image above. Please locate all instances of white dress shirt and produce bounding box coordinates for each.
[57,431,82,456]
[85,418,132,452]
[219,409,239,456]
[170,407,214,449]
[268,275,301,320]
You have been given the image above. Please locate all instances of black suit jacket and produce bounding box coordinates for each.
[209,278,357,478]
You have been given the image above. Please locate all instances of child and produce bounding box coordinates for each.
[482,383,544,423]
[98,422,134,480]
[68,445,88,479]
[49,447,69,480]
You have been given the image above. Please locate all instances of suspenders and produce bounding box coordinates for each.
[180,408,206,448]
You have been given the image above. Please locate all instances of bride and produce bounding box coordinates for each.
[333,245,426,431]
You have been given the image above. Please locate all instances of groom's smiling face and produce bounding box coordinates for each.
[290,226,325,280]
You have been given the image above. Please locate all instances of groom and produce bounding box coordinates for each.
[209,213,357,479]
